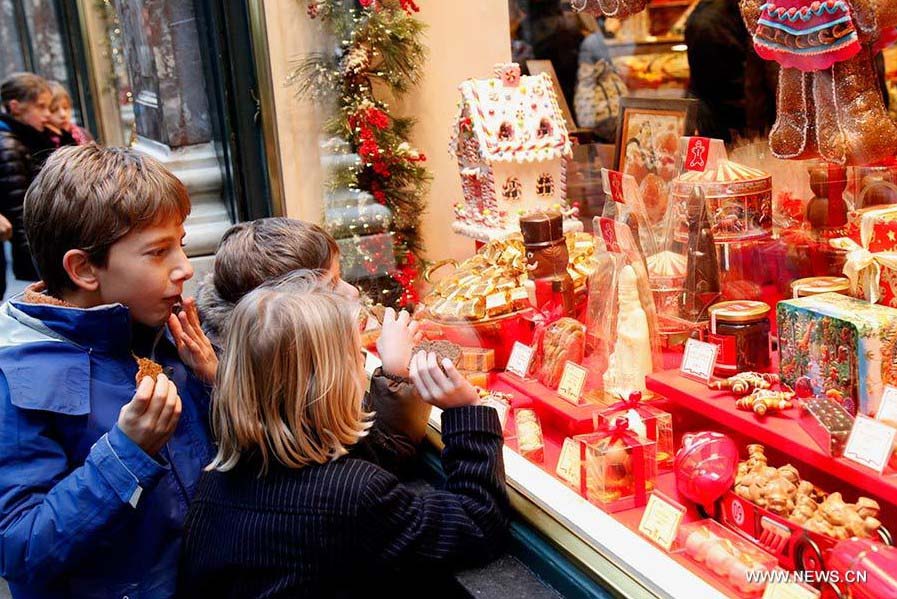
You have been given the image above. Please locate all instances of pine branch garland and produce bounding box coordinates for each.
[291,0,430,307]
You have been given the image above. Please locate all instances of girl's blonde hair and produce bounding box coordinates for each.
[208,271,372,473]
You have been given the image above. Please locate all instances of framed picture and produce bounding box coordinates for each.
[613,97,697,224]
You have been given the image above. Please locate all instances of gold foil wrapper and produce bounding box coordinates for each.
[485,291,512,318]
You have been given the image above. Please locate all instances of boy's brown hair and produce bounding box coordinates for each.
[1,72,50,112]
[212,217,339,305]
[24,144,191,296]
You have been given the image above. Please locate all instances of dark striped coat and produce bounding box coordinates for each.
[178,406,509,598]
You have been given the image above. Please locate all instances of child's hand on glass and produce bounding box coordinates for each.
[377,307,420,378]
[409,350,479,409]
[118,373,182,456]
[168,297,218,385]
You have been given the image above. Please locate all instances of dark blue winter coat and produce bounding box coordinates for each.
[0,293,213,598]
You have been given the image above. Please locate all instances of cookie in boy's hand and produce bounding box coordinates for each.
[135,357,164,386]
[412,340,462,373]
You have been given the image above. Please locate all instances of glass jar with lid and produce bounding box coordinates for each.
[790,276,850,299]
[707,300,771,376]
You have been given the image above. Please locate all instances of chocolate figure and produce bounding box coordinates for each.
[680,189,721,321]
[520,212,575,316]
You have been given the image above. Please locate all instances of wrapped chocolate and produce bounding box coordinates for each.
[460,347,495,372]
[422,232,594,322]
[587,217,662,395]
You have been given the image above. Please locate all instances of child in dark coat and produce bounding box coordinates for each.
[179,272,509,597]
[0,72,55,289]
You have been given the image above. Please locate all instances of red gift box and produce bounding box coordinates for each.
[833,205,897,307]
[555,419,657,512]
[594,391,674,470]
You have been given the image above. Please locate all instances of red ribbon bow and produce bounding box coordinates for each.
[604,391,644,415]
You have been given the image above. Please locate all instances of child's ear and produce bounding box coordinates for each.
[62,249,100,291]
[7,99,20,116]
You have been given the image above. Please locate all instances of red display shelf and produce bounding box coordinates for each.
[647,369,897,506]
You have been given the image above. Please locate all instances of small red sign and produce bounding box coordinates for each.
[685,137,711,172]
[607,169,625,203]
[598,217,620,253]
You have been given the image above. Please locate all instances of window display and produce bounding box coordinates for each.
[281,1,897,596]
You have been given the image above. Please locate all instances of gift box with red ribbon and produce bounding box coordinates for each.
[555,418,657,512]
[833,205,897,307]
[594,391,674,470]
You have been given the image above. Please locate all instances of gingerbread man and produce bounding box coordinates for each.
[741,0,897,165]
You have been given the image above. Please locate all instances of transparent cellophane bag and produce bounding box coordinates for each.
[600,168,659,260]
[586,217,663,400]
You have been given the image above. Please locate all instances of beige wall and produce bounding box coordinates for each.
[403,0,511,263]
[261,0,511,263]
[261,0,327,222]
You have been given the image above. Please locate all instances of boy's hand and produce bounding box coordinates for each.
[409,351,479,409]
[377,307,420,378]
[118,374,182,456]
[0,214,10,242]
[168,297,218,385]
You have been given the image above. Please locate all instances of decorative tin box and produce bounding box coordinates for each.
[778,293,897,416]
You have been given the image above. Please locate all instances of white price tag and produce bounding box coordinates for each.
[555,437,581,487]
[557,362,588,405]
[876,385,897,425]
[637,493,685,551]
[480,396,510,429]
[680,339,718,382]
[844,415,897,473]
[505,342,535,379]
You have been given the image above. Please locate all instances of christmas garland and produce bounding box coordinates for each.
[292,0,429,307]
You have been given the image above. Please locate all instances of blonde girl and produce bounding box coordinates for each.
[180,272,509,597]
[46,81,92,146]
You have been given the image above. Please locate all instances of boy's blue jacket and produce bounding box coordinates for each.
[0,293,214,598]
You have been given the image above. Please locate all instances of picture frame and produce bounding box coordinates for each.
[613,97,698,185]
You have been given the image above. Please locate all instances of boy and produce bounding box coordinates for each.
[0,73,56,295]
[197,218,432,451]
[0,145,217,598]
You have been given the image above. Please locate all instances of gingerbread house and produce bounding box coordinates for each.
[450,63,575,240]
